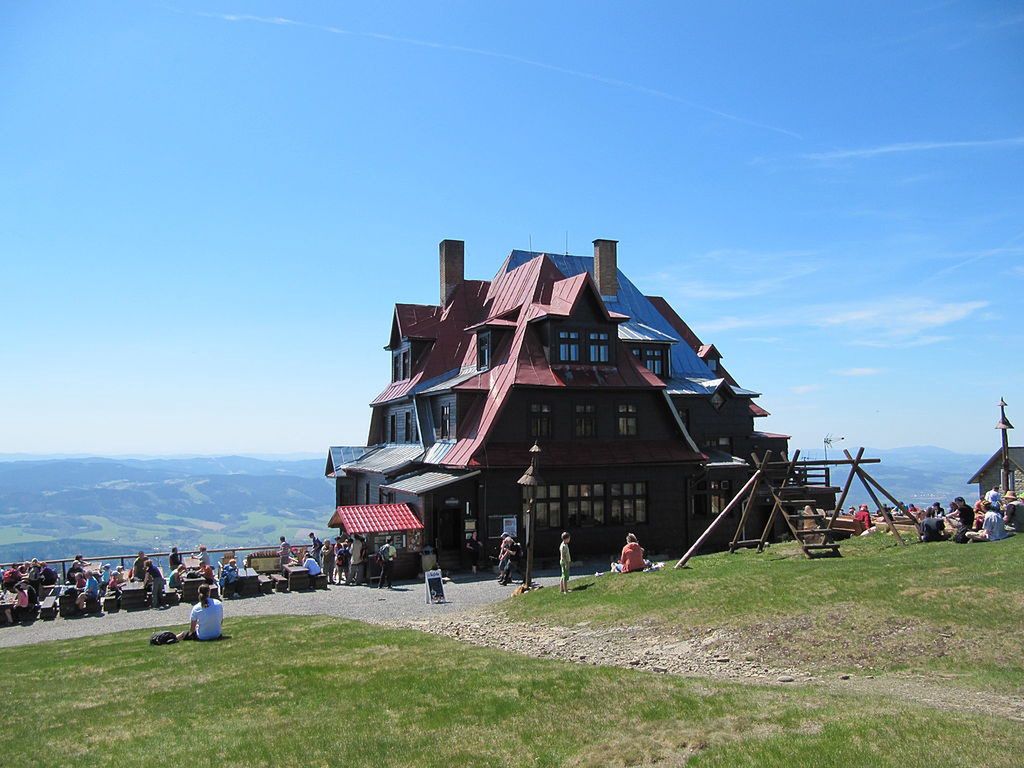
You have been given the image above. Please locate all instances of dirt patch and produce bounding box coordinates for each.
[387,610,1024,722]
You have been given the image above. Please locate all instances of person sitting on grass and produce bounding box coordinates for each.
[75,570,100,612]
[618,533,647,573]
[966,502,1011,542]
[853,504,873,533]
[919,509,947,543]
[176,583,223,642]
[219,559,240,597]
[972,500,987,531]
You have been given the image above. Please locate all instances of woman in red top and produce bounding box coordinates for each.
[853,505,872,533]
[619,534,646,573]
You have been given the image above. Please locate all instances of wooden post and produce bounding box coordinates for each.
[729,451,770,552]
[524,488,537,588]
[844,450,905,545]
[858,467,924,538]
[825,447,864,531]
[756,450,801,552]
[675,469,763,569]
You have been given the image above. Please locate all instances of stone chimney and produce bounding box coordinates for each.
[439,239,465,306]
[593,238,619,298]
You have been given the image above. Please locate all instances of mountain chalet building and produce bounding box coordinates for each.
[325,239,790,570]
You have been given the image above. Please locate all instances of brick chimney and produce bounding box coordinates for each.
[439,239,465,306]
[593,238,619,298]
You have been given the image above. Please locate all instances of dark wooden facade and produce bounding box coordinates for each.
[327,240,791,569]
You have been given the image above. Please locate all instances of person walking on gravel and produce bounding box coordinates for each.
[559,531,571,594]
[348,535,366,586]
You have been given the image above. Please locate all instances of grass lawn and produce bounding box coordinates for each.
[5,614,1022,767]
[503,534,1024,694]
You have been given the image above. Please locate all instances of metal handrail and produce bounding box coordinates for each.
[1,544,308,579]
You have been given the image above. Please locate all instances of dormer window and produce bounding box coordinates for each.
[707,357,718,373]
[711,391,725,410]
[392,348,411,382]
[644,347,666,377]
[587,331,610,363]
[476,331,491,371]
[558,330,580,362]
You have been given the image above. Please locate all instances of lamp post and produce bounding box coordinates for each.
[997,398,1014,493]
[517,442,543,590]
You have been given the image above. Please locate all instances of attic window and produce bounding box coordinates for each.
[707,358,718,372]
[392,348,411,382]
[558,330,580,362]
[644,348,665,376]
[477,331,491,371]
[711,391,725,410]
[587,331,609,363]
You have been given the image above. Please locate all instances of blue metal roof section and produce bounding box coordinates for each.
[505,250,717,383]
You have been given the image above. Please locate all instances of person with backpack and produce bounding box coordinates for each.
[348,535,366,586]
[377,536,396,589]
[336,537,352,583]
[219,558,240,598]
[176,583,223,641]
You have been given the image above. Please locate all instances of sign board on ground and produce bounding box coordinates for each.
[425,569,446,604]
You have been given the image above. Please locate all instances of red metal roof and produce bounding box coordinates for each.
[328,503,424,534]
[749,402,770,417]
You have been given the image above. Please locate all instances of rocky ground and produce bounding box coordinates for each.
[389,609,1024,722]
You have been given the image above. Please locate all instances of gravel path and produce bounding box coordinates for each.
[0,570,561,649]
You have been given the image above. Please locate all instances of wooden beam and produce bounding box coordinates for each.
[675,469,764,569]
[756,450,801,552]
[729,452,770,552]
[858,467,924,538]
[825,447,864,531]
[843,449,905,545]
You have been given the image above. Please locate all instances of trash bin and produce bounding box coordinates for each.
[420,547,437,573]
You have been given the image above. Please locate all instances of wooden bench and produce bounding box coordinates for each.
[39,595,58,620]
[285,565,310,591]
[271,574,289,592]
[102,594,120,613]
[162,589,181,607]
[311,573,328,590]
[59,593,101,617]
[258,575,274,594]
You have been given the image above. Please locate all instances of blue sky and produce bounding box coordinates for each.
[1,1,1021,456]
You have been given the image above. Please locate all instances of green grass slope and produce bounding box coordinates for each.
[5,615,1022,767]
[504,535,1024,694]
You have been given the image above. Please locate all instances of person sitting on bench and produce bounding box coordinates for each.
[177,583,223,642]
[76,570,100,611]
[302,552,322,577]
[220,559,240,598]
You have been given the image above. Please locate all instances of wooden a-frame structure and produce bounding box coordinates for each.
[675,447,923,568]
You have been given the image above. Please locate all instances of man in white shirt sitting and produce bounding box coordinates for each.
[177,584,224,641]
[303,553,322,577]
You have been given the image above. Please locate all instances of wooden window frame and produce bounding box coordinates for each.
[587,330,610,364]
[574,403,597,438]
[616,403,638,436]
[566,482,605,527]
[557,329,580,363]
[522,483,562,530]
[530,403,552,439]
[609,481,648,525]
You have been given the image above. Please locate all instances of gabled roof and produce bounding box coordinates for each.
[968,447,1024,485]
[371,280,490,406]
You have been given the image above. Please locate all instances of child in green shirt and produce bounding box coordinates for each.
[559,531,571,594]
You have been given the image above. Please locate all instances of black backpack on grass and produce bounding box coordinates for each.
[150,631,178,645]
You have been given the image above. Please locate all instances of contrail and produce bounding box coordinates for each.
[802,136,1024,161]
[184,10,803,140]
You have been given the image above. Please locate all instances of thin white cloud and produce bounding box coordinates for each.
[801,136,1024,162]
[650,249,820,301]
[833,367,883,377]
[790,384,821,395]
[181,9,803,140]
[699,297,988,348]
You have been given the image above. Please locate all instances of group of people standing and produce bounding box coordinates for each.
[278,532,398,589]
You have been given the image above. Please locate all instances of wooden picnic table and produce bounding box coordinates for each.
[283,564,310,591]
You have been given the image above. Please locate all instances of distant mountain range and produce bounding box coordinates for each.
[0,454,341,562]
[0,446,990,562]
